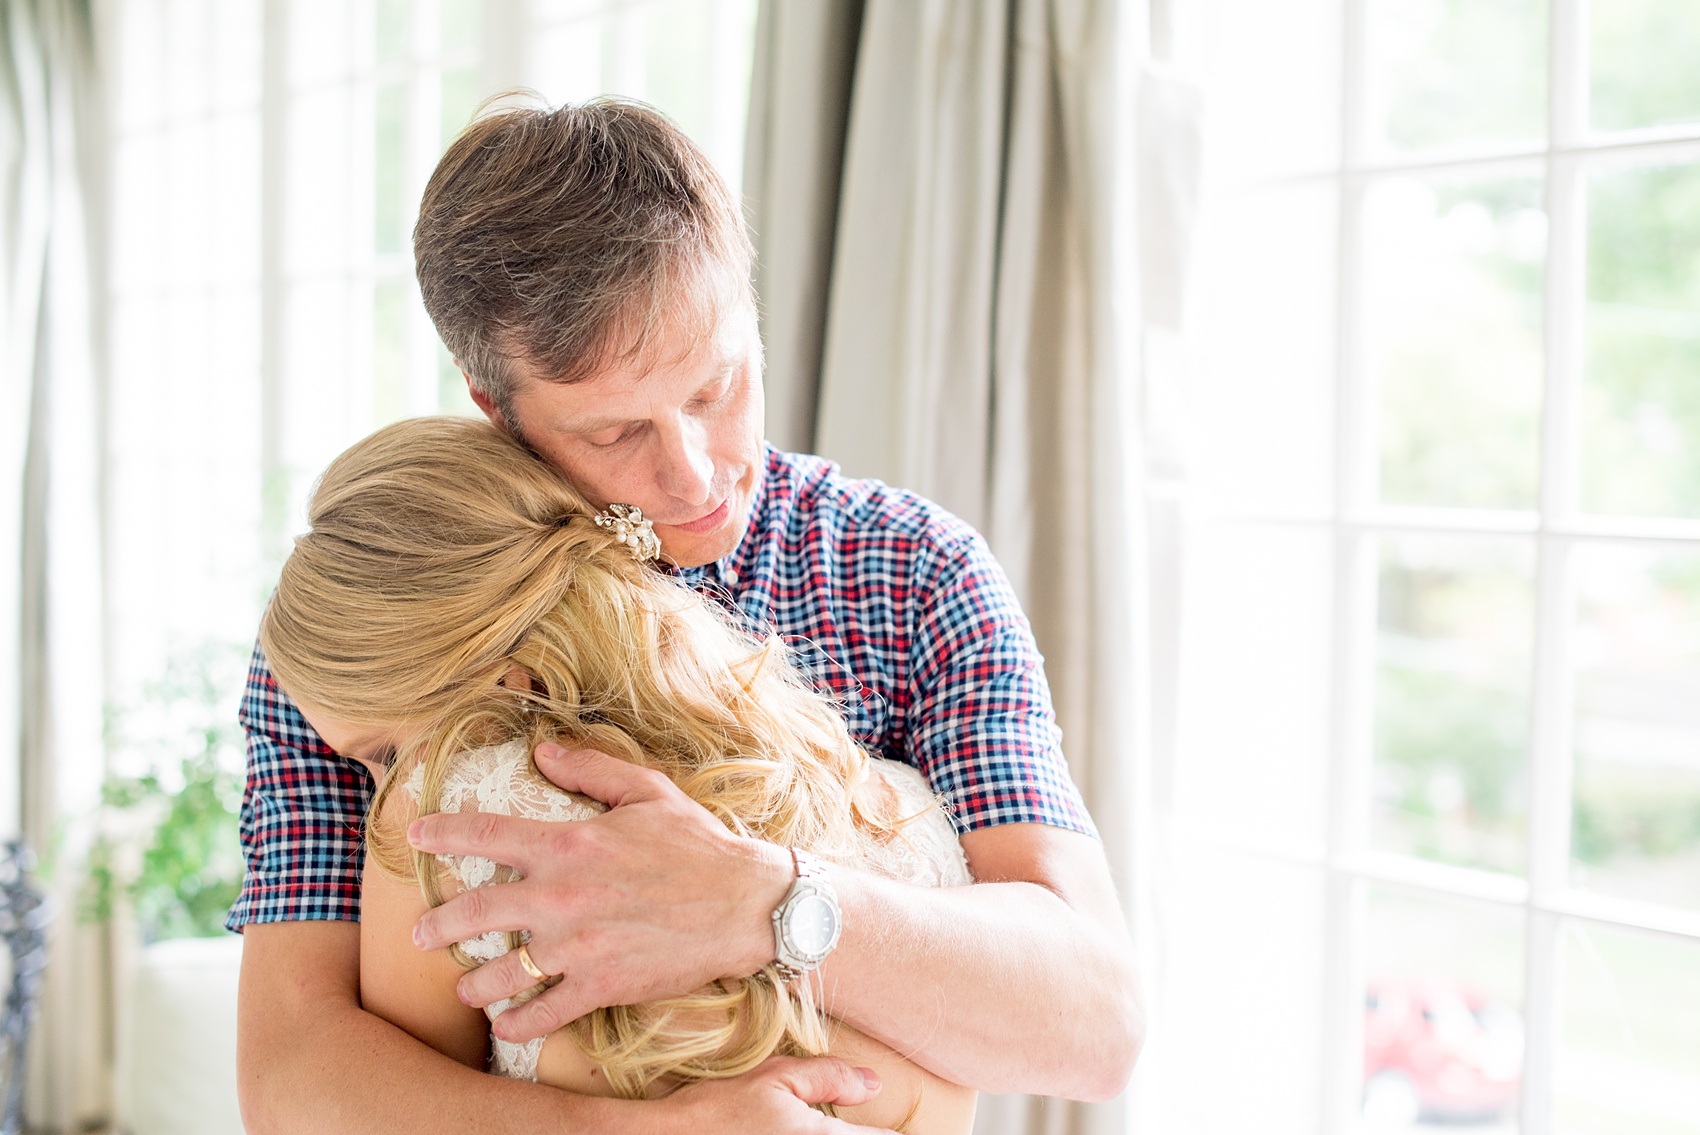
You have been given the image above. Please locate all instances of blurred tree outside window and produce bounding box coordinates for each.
[84,645,248,942]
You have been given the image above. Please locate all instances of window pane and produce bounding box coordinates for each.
[530,21,606,104]
[442,0,480,55]
[374,81,408,256]
[211,0,263,109]
[285,85,360,277]
[438,348,479,416]
[164,0,215,121]
[527,0,756,193]
[1358,888,1524,1132]
[373,279,408,423]
[281,278,368,517]
[1590,0,1700,133]
[288,0,359,88]
[1363,0,1546,155]
[1155,850,1327,1133]
[115,0,168,131]
[1555,921,1700,1134]
[1193,183,1337,511]
[533,0,602,21]
[637,2,715,141]
[1581,161,1700,520]
[164,121,218,285]
[441,64,482,145]
[108,292,265,688]
[1176,523,1332,854]
[1373,535,1534,875]
[211,113,263,285]
[1569,544,1700,912]
[1176,0,1342,181]
[375,0,410,66]
[638,0,757,190]
[1365,175,1545,510]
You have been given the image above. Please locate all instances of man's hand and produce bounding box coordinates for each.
[406,742,1142,1100]
[656,1057,899,1135]
[407,742,792,1042]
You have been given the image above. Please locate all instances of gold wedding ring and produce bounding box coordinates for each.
[515,943,550,983]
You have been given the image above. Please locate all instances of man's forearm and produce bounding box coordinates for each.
[238,921,895,1135]
[239,982,638,1135]
[407,765,1144,1100]
[818,829,1143,1101]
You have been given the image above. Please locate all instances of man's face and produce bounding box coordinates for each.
[475,304,765,570]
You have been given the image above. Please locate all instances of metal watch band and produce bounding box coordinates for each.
[770,847,841,982]
[793,846,828,883]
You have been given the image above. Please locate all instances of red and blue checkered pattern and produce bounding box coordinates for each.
[228,446,1095,929]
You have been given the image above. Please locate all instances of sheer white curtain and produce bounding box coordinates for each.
[747,2,1194,1131]
[1,0,112,1128]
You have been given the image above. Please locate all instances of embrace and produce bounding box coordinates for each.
[233,98,1143,1135]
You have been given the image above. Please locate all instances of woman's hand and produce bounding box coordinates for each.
[654,1057,901,1135]
[406,742,796,1042]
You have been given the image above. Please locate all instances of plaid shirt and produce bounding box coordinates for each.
[227,445,1094,929]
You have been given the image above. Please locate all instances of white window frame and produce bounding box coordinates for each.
[1164,1,1700,1131]
[100,0,757,780]
[250,0,756,555]
[1327,1,1700,1129]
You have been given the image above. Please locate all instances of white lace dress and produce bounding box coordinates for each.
[402,741,973,1081]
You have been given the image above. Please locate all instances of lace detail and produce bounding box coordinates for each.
[403,741,604,1081]
[860,760,974,888]
[405,743,971,1082]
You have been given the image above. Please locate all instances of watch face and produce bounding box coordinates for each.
[788,893,839,957]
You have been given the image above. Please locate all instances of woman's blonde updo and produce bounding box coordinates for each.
[259,416,913,1099]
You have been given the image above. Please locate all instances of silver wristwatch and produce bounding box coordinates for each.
[770,847,841,981]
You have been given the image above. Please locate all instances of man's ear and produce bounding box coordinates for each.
[461,365,506,430]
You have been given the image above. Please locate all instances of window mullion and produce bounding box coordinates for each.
[1541,167,1587,525]
[1323,524,1376,1135]
[1523,527,1575,1135]
[1321,3,1372,1128]
[402,2,444,417]
[1523,1,1590,1127]
[1522,906,1563,1133]
[1551,0,1589,148]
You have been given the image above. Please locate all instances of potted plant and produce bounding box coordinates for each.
[84,643,247,1135]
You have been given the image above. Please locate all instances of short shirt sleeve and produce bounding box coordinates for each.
[906,531,1097,838]
[224,643,373,931]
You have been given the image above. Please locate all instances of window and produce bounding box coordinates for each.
[1151,1,1700,1132]
[102,0,757,757]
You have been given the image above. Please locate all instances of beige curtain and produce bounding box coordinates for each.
[746,1,1184,1131]
[743,0,865,455]
[1,0,113,1129]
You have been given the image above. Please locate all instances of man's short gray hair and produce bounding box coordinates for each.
[413,96,754,427]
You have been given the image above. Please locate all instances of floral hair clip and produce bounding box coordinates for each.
[594,503,662,564]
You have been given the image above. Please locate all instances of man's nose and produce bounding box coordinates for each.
[656,417,714,508]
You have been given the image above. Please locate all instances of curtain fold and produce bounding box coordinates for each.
[747,2,1170,1131]
[813,0,1010,531]
[1,0,112,1128]
[742,0,866,455]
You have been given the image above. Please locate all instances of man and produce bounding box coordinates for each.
[234,98,1142,1135]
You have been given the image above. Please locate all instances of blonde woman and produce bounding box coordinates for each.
[258,415,977,1134]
